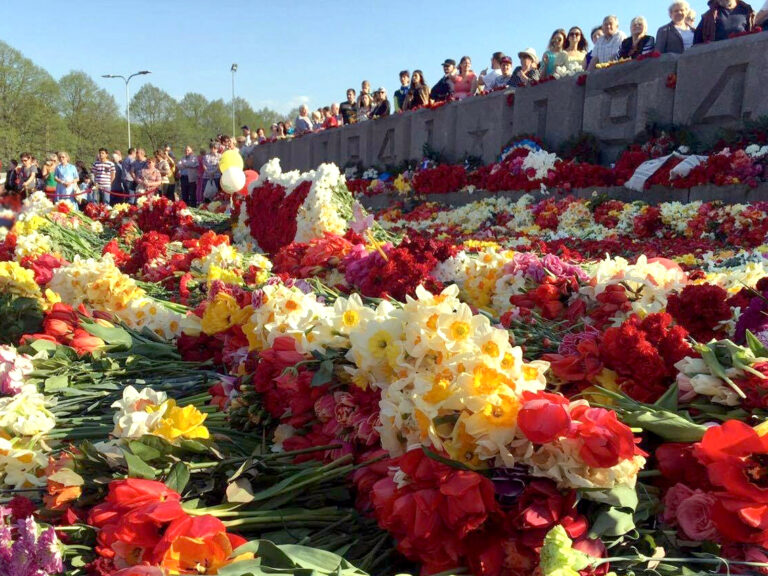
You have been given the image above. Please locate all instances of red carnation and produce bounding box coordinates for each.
[666,284,732,342]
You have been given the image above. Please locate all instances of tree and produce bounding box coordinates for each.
[130,84,181,151]
[0,41,64,164]
[58,71,123,160]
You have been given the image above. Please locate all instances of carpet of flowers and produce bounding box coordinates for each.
[3,152,768,576]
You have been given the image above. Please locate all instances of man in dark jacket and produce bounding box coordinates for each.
[430,59,456,103]
[695,0,755,43]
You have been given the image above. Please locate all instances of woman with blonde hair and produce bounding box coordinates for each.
[619,16,656,59]
[540,29,568,77]
[53,151,79,203]
[656,1,695,53]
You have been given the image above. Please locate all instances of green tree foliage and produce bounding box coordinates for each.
[58,71,124,161]
[130,84,181,152]
[0,40,285,168]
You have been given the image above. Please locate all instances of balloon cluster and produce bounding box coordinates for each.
[219,150,258,195]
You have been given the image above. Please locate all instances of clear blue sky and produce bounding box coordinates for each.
[5,0,696,116]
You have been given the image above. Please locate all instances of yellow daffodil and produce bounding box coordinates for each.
[152,400,210,442]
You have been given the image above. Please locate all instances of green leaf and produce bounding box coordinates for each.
[278,545,350,572]
[747,330,768,358]
[178,439,209,454]
[44,374,69,392]
[311,360,334,388]
[653,383,679,412]
[123,450,157,480]
[30,339,57,354]
[139,434,174,455]
[128,441,163,462]
[165,461,190,494]
[590,507,636,538]
[82,321,133,350]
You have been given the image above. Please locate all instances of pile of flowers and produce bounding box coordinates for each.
[232,159,354,253]
[5,148,768,576]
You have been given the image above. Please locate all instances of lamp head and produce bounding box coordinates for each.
[231,63,238,72]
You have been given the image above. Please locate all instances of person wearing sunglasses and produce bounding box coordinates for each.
[564,27,589,67]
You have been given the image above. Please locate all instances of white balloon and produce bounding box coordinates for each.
[220,167,246,194]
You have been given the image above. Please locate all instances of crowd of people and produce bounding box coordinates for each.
[2,134,245,208]
[2,0,766,207]
[270,0,766,138]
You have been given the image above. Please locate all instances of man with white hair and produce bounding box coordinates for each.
[295,104,313,134]
[588,15,626,70]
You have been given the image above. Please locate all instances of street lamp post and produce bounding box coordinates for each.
[231,64,238,138]
[102,70,151,149]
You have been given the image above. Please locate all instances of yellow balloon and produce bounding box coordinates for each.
[219,149,244,172]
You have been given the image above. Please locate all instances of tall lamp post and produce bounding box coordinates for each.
[231,63,238,138]
[102,70,151,149]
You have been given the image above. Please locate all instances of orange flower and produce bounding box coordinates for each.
[152,515,251,574]
[44,454,83,511]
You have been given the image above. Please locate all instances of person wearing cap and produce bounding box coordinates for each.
[241,126,252,146]
[511,49,541,88]
[430,59,456,103]
[371,88,391,119]
[487,55,515,90]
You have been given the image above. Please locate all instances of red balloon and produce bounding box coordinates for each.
[238,170,259,196]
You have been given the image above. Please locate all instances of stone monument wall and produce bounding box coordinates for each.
[248,33,768,171]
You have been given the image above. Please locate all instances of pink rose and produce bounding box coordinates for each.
[662,483,695,525]
[677,493,718,541]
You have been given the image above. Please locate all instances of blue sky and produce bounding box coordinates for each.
[5,0,692,115]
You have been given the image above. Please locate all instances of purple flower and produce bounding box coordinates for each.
[350,202,374,235]
[1,515,63,576]
[735,293,768,346]
[490,466,531,505]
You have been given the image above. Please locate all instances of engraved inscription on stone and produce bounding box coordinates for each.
[377,129,395,163]
[691,63,748,125]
